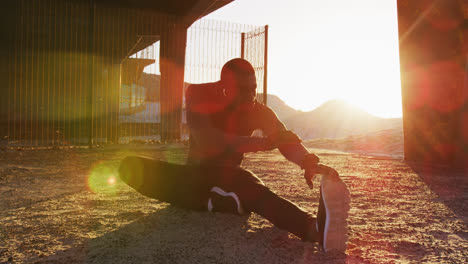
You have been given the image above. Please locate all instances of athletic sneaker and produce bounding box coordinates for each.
[207,186,245,215]
[316,187,326,245]
[317,165,351,253]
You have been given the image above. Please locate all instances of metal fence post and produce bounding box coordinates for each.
[240,32,245,59]
[263,25,268,105]
[87,1,95,148]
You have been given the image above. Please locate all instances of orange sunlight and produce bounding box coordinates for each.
[274,0,403,118]
[206,0,403,118]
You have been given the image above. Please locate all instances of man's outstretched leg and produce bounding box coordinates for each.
[207,166,319,242]
[208,165,350,253]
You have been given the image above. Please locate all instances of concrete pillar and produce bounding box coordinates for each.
[397,0,467,171]
[160,22,187,142]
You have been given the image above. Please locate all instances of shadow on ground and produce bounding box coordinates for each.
[35,205,347,264]
[411,165,468,228]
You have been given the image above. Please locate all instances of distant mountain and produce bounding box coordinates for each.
[303,127,404,158]
[266,98,402,140]
[264,94,303,121]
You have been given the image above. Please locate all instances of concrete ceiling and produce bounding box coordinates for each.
[90,0,234,25]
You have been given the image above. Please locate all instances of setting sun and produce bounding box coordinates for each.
[205,0,403,118]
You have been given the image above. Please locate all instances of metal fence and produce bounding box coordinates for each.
[126,19,268,143]
[1,1,268,147]
[185,20,268,103]
[242,25,268,105]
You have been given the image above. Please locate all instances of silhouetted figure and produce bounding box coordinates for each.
[119,58,350,252]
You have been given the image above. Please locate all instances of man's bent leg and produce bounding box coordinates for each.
[119,156,212,210]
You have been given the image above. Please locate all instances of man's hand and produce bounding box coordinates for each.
[302,153,320,189]
[304,166,318,189]
[304,164,342,189]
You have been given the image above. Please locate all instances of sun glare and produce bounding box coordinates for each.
[274,0,403,118]
[206,0,403,118]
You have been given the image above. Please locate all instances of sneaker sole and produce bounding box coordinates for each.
[321,169,351,253]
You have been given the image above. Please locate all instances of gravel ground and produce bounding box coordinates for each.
[0,144,467,263]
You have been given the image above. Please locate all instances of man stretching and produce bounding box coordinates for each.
[119,58,350,252]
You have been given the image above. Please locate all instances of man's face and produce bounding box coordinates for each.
[224,73,257,106]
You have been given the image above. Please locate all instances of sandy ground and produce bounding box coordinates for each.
[303,128,404,159]
[0,144,467,263]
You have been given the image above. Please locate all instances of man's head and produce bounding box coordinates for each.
[220,58,257,106]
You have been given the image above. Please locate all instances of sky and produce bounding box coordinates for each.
[204,0,403,118]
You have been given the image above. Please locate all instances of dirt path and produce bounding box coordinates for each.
[1,146,467,263]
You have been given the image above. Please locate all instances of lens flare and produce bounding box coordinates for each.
[107,176,116,186]
[87,162,120,195]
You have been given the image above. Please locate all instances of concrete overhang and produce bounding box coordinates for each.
[71,0,234,25]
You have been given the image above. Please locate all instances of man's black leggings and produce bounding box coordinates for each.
[119,156,315,240]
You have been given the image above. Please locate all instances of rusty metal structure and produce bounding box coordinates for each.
[397,0,467,171]
[0,0,268,146]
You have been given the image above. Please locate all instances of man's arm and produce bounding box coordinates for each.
[259,106,320,186]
